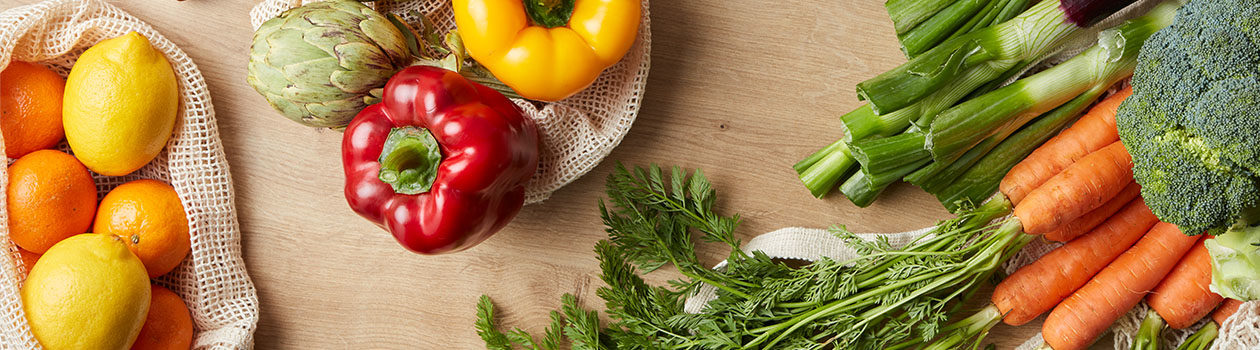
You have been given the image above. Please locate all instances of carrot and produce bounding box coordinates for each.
[1015,141,1134,235]
[993,198,1159,326]
[1147,236,1222,329]
[1212,298,1245,326]
[1042,222,1199,350]
[1045,181,1141,242]
[1000,86,1132,205]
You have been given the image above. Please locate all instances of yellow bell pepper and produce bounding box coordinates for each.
[453,0,642,101]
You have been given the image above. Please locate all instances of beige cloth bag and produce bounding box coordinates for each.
[250,0,653,204]
[0,0,260,348]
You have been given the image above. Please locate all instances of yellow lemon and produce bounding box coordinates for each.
[22,234,151,350]
[63,32,178,176]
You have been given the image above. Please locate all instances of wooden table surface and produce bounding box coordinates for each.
[0,0,1122,348]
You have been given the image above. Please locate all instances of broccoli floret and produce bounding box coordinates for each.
[1116,0,1260,235]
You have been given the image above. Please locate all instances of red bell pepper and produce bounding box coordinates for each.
[342,66,539,254]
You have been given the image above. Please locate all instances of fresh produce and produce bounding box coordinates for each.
[131,284,194,350]
[1131,238,1224,349]
[997,199,1159,326]
[452,0,641,101]
[22,234,151,350]
[1014,141,1133,235]
[1041,223,1199,350]
[1213,299,1244,325]
[1045,181,1140,242]
[1001,87,1131,205]
[0,61,65,158]
[63,31,178,176]
[884,0,1030,57]
[1148,239,1223,329]
[94,179,191,278]
[1204,224,1260,300]
[1115,0,1260,235]
[928,82,1110,211]
[246,0,411,128]
[342,65,539,254]
[921,198,1159,349]
[16,249,39,272]
[477,164,1032,349]
[796,0,1149,200]
[7,150,97,254]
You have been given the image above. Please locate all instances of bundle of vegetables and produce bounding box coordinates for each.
[476,164,1033,349]
[796,0,1176,208]
[884,0,1031,57]
[852,0,1178,210]
[475,149,1193,349]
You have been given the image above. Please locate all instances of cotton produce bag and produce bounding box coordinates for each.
[250,0,653,204]
[0,0,260,348]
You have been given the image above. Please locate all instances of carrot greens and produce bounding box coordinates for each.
[476,164,1031,349]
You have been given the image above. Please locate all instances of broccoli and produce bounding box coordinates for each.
[1116,0,1260,235]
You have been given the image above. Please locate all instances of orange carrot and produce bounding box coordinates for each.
[993,199,1159,326]
[1015,141,1134,235]
[1001,86,1132,205]
[1045,181,1141,242]
[1212,298,1245,325]
[1147,237,1222,329]
[1042,222,1199,350]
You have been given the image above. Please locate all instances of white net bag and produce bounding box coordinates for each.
[0,0,260,348]
[249,0,652,204]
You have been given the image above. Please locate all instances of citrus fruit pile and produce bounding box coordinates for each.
[3,32,193,350]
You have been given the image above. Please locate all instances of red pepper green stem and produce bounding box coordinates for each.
[377,127,444,195]
[524,0,576,28]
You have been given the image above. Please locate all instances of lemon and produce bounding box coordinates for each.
[22,234,151,350]
[63,32,179,176]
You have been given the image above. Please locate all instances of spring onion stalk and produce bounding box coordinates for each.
[839,170,882,208]
[896,0,992,57]
[840,156,932,207]
[906,134,1003,193]
[886,0,956,35]
[934,83,1107,212]
[850,132,930,176]
[858,0,1128,114]
[1176,322,1218,350]
[926,2,1179,164]
[1132,309,1165,350]
[908,75,1107,193]
[795,140,858,198]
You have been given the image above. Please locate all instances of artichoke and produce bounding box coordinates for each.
[247,0,412,128]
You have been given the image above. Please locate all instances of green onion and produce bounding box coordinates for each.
[926,2,1179,164]
[934,82,1108,212]
[795,139,858,198]
[858,0,1107,114]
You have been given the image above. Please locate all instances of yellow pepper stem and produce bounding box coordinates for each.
[524,0,576,28]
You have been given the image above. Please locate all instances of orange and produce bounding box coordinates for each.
[93,179,189,278]
[7,150,97,253]
[16,247,39,273]
[131,284,193,350]
[0,61,66,158]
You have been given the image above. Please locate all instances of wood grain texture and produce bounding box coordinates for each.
[0,0,1114,348]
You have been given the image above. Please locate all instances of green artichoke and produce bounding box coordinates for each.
[247,0,412,128]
